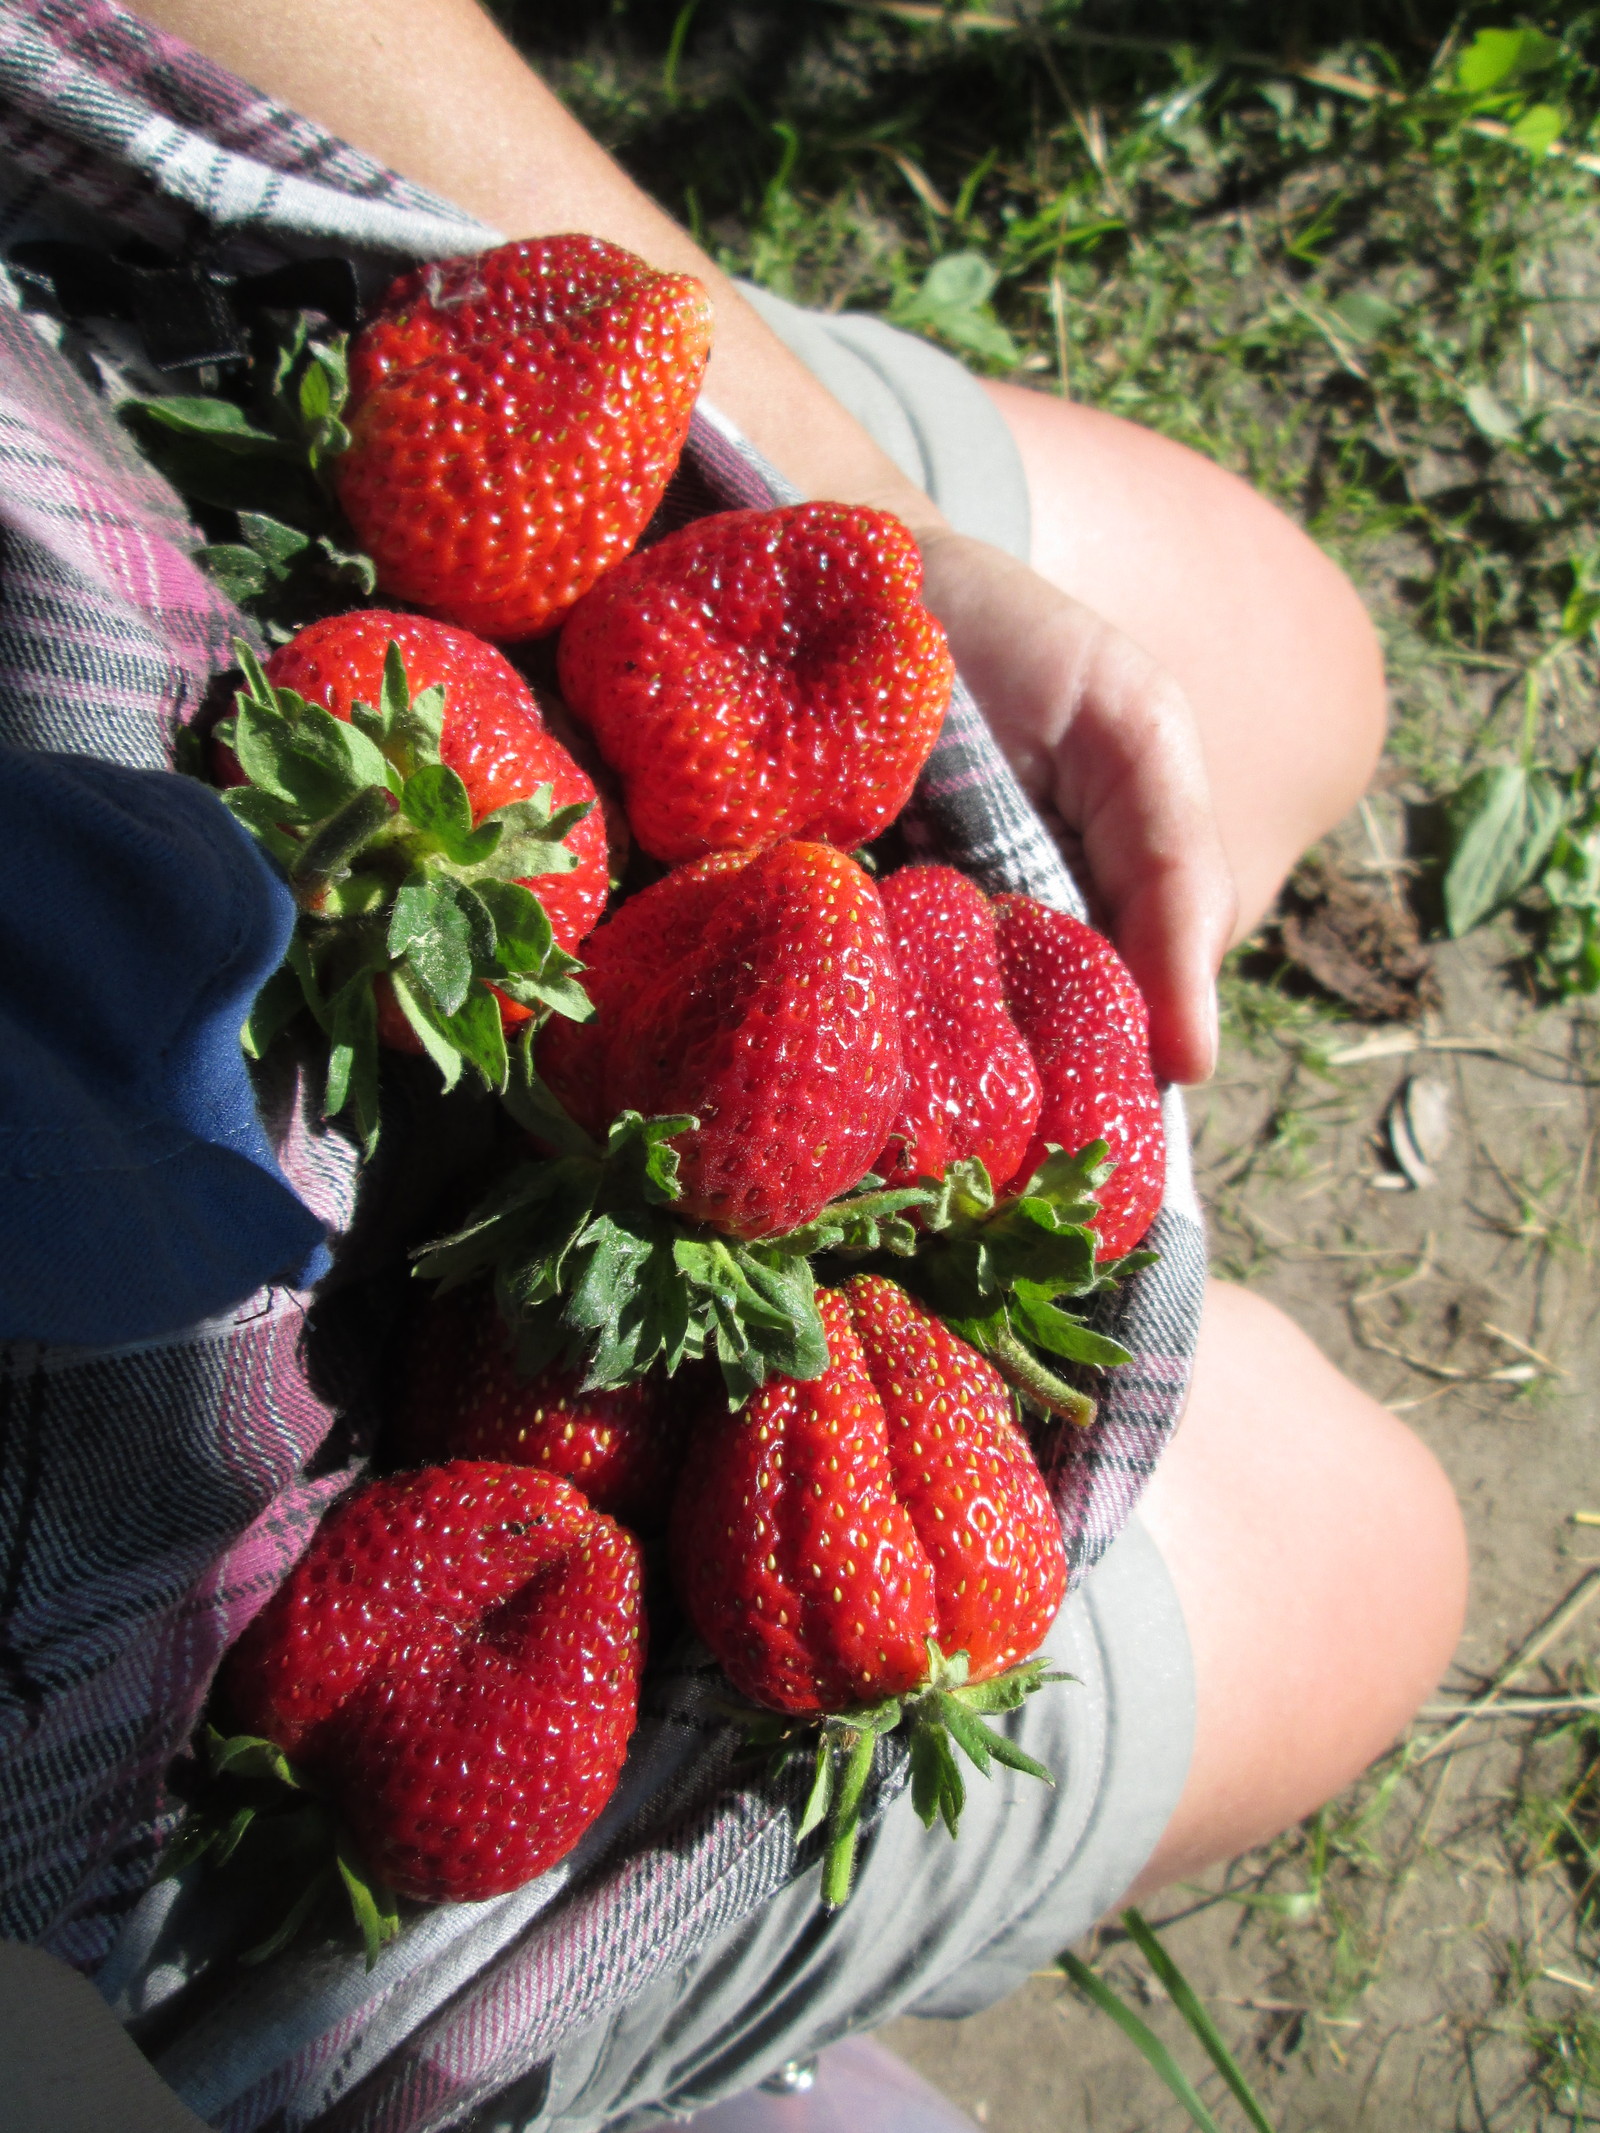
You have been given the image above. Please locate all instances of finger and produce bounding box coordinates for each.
[1045,621,1236,1085]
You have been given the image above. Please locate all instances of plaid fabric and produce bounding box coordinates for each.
[0,2,1207,2124]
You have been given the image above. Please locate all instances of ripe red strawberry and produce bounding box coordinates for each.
[396,1284,681,1533]
[263,609,609,960]
[873,865,1041,1191]
[670,1276,1066,1715]
[538,842,906,1238]
[556,503,954,864]
[221,1463,645,1903]
[336,236,713,641]
[845,1272,1066,1680]
[991,896,1165,1260]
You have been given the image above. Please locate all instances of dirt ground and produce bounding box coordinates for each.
[881,799,1600,2130]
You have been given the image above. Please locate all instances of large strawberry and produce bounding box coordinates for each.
[671,1277,1065,1900]
[214,612,603,1144]
[396,1284,681,1533]
[336,236,713,641]
[672,1277,1065,1713]
[556,503,953,863]
[538,841,906,1239]
[221,1463,645,1904]
[873,865,1041,1192]
[991,897,1166,1261]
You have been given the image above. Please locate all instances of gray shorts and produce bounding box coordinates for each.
[504,297,1198,2133]
[735,286,1032,563]
[540,1520,1194,2130]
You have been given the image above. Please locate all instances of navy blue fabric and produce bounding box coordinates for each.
[0,745,329,1345]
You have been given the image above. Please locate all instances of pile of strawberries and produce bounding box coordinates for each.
[175,235,1167,1952]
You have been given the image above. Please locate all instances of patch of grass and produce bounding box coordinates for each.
[506,0,1600,789]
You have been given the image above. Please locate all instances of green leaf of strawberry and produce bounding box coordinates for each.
[212,629,601,1144]
[413,1102,833,1405]
[889,1145,1147,1427]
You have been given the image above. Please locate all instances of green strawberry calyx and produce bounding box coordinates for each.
[162,1726,401,1970]
[414,1048,834,1406]
[218,639,593,1148]
[739,1642,1070,1909]
[123,319,375,629]
[885,1145,1158,1429]
[414,1053,1155,1414]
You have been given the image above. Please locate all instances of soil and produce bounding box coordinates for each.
[881,803,1600,2129]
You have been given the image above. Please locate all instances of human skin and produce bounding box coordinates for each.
[132,0,1467,1906]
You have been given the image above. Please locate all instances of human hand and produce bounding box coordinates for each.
[917,529,1235,1087]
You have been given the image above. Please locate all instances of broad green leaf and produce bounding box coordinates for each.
[316,534,378,595]
[127,396,284,450]
[242,965,306,1062]
[400,763,483,861]
[478,793,591,880]
[909,1723,950,1830]
[390,877,476,1016]
[336,1838,401,1972]
[325,972,380,1146]
[492,958,594,1022]
[196,544,268,601]
[1455,25,1561,96]
[376,643,446,768]
[388,965,464,1092]
[605,1110,692,1203]
[238,511,312,568]
[894,252,1020,366]
[1009,1283,1133,1367]
[820,1724,879,1909]
[1508,102,1565,155]
[209,1732,301,1786]
[476,879,555,974]
[235,691,393,818]
[1442,763,1568,936]
[439,986,511,1091]
[796,1737,835,1842]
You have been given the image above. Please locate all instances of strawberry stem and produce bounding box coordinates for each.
[986,1327,1097,1429]
[288,783,397,897]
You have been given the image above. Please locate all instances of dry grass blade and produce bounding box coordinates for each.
[1419,1571,1600,1763]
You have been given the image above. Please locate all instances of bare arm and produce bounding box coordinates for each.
[136,0,1234,1082]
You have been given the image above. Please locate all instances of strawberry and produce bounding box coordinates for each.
[262,609,610,959]
[990,897,1166,1261]
[671,1276,1065,1900]
[672,1285,935,1715]
[396,1284,681,1533]
[221,1463,645,1904]
[213,614,602,1144]
[538,841,906,1239]
[556,503,954,864]
[873,865,1042,1192]
[336,236,713,641]
[671,1277,1065,1715]
[844,1273,1067,1679]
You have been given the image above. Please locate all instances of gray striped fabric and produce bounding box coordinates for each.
[0,2,1207,2124]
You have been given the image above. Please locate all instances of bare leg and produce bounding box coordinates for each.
[1129,1284,1467,1891]
[983,383,1388,938]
